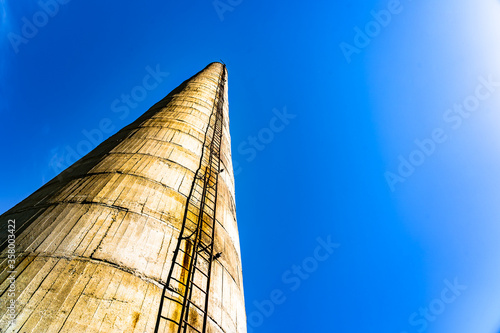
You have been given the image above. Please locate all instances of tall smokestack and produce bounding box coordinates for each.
[0,62,246,333]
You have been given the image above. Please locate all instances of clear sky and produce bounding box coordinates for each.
[2,0,500,332]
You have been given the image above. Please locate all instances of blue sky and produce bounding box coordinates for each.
[2,0,500,332]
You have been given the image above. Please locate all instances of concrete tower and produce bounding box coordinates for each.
[0,62,246,332]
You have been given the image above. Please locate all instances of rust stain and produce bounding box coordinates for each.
[132,312,140,329]
[180,240,193,293]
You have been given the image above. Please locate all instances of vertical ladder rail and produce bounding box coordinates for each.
[155,65,226,333]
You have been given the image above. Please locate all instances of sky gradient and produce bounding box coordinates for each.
[2,0,500,332]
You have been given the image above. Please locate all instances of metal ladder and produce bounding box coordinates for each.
[155,66,226,333]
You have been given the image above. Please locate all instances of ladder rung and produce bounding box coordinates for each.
[168,276,186,287]
[180,231,196,240]
[201,232,213,243]
[182,321,202,333]
[196,250,210,262]
[173,261,190,271]
[204,196,215,204]
[188,200,200,207]
[197,252,211,263]
[190,281,208,294]
[194,266,209,278]
[197,238,212,248]
[201,198,214,206]
[192,257,208,268]
[189,194,201,202]
[177,248,192,256]
[190,190,202,197]
[186,217,198,225]
[179,233,196,240]
[201,209,216,219]
[197,239,211,249]
[197,236,210,245]
[185,219,199,227]
[189,197,201,204]
[201,223,213,232]
[201,221,213,229]
[159,315,180,324]
[185,298,207,315]
[203,206,215,213]
[201,214,214,222]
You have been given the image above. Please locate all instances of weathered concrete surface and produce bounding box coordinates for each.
[0,62,246,333]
